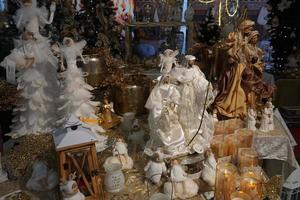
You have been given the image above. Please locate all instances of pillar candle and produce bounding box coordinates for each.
[236,129,253,148]
[224,134,240,162]
[240,171,263,199]
[215,162,238,200]
[230,191,251,200]
[238,148,259,170]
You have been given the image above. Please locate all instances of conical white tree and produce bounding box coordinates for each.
[58,37,105,135]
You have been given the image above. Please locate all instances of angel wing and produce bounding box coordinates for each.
[73,40,87,63]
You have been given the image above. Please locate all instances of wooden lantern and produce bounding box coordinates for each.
[53,115,104,200]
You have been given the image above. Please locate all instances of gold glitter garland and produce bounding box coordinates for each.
[0,80,20,111]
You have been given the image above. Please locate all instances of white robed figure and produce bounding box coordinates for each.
[171,55,215,151]
[259,106,271,132]
[145,75,185,155]
[0,3,60,137]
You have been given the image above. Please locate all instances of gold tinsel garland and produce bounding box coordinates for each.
[3,134,56,178]
[0,80,20,111]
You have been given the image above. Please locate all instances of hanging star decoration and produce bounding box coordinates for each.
[277,0,293,12]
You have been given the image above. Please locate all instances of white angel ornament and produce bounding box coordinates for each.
[259,105,271,132]
[246,106,257,131]
[14,0,56,40]
[159,49,179,75]
[164,159,199,199]
[104,138,133,170]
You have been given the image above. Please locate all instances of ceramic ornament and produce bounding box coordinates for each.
[246,107,257,131]
[60,173,85,200]
[104,138,133,170]
[164,159,199,199]
[144,153,167,185]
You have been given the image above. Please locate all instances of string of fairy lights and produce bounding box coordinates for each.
[197,0,240,26]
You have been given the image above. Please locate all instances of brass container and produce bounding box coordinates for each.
[77,55,107,87]
[113,84,149,115]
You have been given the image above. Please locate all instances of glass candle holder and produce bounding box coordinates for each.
[211,135,227,158]
[238,148,259,170]
[224,134,240,162]
[236,129,253,148]
[215,162,238,200]
[230,191,251,200]
[240,171,263,199]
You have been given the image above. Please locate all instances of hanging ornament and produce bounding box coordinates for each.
[271,16,279,27]
[290,31,296,38]
[257,6,269,25]
[225,0,239,17]
[277,0,293,12]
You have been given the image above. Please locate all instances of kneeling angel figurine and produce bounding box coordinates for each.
[104,138,133,170]
[164,159,199,199]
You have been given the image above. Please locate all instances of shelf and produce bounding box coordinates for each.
[125,21,186,27]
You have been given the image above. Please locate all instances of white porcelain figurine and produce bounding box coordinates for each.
[164,159,199,199]
[104,138,133,170]
[60,173,85,200]
[144,153,167,185]
[246,106,257,131]
[159,49,179,75]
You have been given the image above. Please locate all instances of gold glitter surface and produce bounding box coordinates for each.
[3,134,56,178]
[262,175,282,200]
[0,80,20,111]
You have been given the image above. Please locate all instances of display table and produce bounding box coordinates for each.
[253,109,298,169]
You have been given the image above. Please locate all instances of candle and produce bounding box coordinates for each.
[240,172,263,199]
[224,134,240,162]
[238,148,259,170]
[230,191,251,200]
[211,135,228,158]
[215,162,238,200]
[236,129,253,148]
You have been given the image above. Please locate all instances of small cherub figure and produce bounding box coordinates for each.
[144,152,167,185]
[104,138,134,170]
[246,104,257,131]
[159,49,179,75]
[60,173,85,200]
[259,102,272,132]
[164,159,199,199]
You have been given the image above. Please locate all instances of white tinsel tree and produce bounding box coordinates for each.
[58,37,105,134]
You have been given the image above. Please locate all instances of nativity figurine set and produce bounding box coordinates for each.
[0,1,276,198]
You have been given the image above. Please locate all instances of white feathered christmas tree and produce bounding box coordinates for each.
[58,37,105,134]
[0,2,60,138]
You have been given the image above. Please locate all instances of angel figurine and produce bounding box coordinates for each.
[144,152,167,185]
[13,0,56,40]
[246,105,257,131]
[259,104,272,132]
[100,96,114,124]
[159,49,179,75]
[104,138,134,170]
[164,159,199,199]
